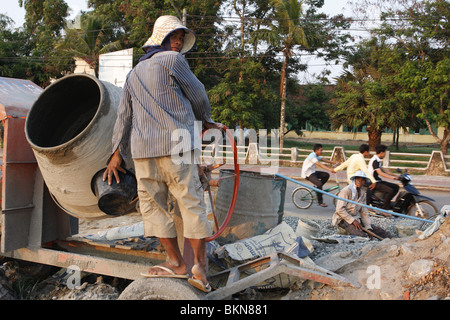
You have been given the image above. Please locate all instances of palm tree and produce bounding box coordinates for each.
[257,0,308,148]
[56,15,122,77]
[331,67,389,151]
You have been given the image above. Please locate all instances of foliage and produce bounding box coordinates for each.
[208,58,279,129]
[288,83,332,135]
[333,0,449,153]
[55,14,122,76]
[374,0,450,153]
[0,14,29,79]
[19,0,71,86]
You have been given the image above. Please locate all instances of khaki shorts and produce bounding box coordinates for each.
[134,155,212,239]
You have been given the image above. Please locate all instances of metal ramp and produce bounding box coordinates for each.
[206,252,360,300]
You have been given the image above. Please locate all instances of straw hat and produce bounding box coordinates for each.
[143,15,197,54]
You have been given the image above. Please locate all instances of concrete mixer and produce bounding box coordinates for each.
[0,75,358,300]
[25,74,128,219]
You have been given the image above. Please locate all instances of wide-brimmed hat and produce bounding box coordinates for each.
[143,15,197,54]
[350,170,370,184]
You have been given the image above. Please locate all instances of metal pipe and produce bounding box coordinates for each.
[274,173,434,224]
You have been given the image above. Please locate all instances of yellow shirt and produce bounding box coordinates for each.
[334,153,376,184]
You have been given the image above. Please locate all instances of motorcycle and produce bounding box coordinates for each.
[368,169,438,220]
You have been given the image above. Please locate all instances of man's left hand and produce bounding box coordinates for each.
[204,121,225,131]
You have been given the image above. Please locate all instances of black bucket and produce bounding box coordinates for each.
[91,168,138,216]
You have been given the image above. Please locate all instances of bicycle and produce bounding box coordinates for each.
[292,173,345,209]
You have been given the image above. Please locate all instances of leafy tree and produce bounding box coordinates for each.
[288,83,332,136]
[208,58,279,130]
[247,0,352,147]
[331,39,395,150]
[55,15,122,77]
[354,0,450,154]
[19,0,70,86]
[0,14,29,79]
[87,0,224,83]
[87,0,166,48]
[257,0,308,148]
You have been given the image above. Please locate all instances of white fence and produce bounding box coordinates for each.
[201,143,450,176]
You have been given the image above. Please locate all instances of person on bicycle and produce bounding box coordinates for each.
[367,144,400,214]
[332,171,393,239]
[301,144,339,207]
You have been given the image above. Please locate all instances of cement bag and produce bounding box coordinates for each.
[215,222,305,261]
[213,222,314,289]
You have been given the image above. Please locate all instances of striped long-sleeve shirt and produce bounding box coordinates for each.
[111,50,213,161]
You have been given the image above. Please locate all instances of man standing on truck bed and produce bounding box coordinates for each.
[104,15,222,293]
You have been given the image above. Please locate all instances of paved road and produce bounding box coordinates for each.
[283,180,449,221]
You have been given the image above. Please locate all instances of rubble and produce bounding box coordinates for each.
[283,216,450,300]
[1,212,448,300]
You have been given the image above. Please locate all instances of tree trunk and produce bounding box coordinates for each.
[421,108,449,155]
[279,54,288,149]
[395,127,400,150]
[234,0,246,83]
[367,128,382,151]
[440,127,449,155]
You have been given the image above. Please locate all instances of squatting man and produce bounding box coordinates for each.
[332,171,393,240]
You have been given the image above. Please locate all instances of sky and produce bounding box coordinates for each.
[1,0,355,26]
[1,0,89,26]
[0,0,360,83]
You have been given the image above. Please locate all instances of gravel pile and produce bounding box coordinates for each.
[282,215,426,262]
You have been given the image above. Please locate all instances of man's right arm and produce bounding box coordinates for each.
[334,157,350,172]
[103,77,133,184]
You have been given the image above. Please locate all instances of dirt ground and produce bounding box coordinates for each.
[77,214,450,300]
[285,218,450,300]
[1,211,448,300]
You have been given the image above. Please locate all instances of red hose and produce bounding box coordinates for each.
[203,126,240,242]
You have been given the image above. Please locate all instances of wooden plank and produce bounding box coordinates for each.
[4,246,158,281]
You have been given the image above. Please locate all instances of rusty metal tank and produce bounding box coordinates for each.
[25,74,125,219]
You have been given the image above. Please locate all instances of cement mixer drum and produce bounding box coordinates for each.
[25,74,127,219]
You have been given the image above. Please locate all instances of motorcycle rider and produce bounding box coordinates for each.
[368,144,400,216]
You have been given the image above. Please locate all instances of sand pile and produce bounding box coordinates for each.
[284,218,449,300]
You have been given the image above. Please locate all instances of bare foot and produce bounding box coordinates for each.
[191,264,208,285]
[144,262,187,277]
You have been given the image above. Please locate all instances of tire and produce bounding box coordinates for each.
[118,278,206,300]
[407,200,438,220]
[418,214,440,231]
[292,187,314,209]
